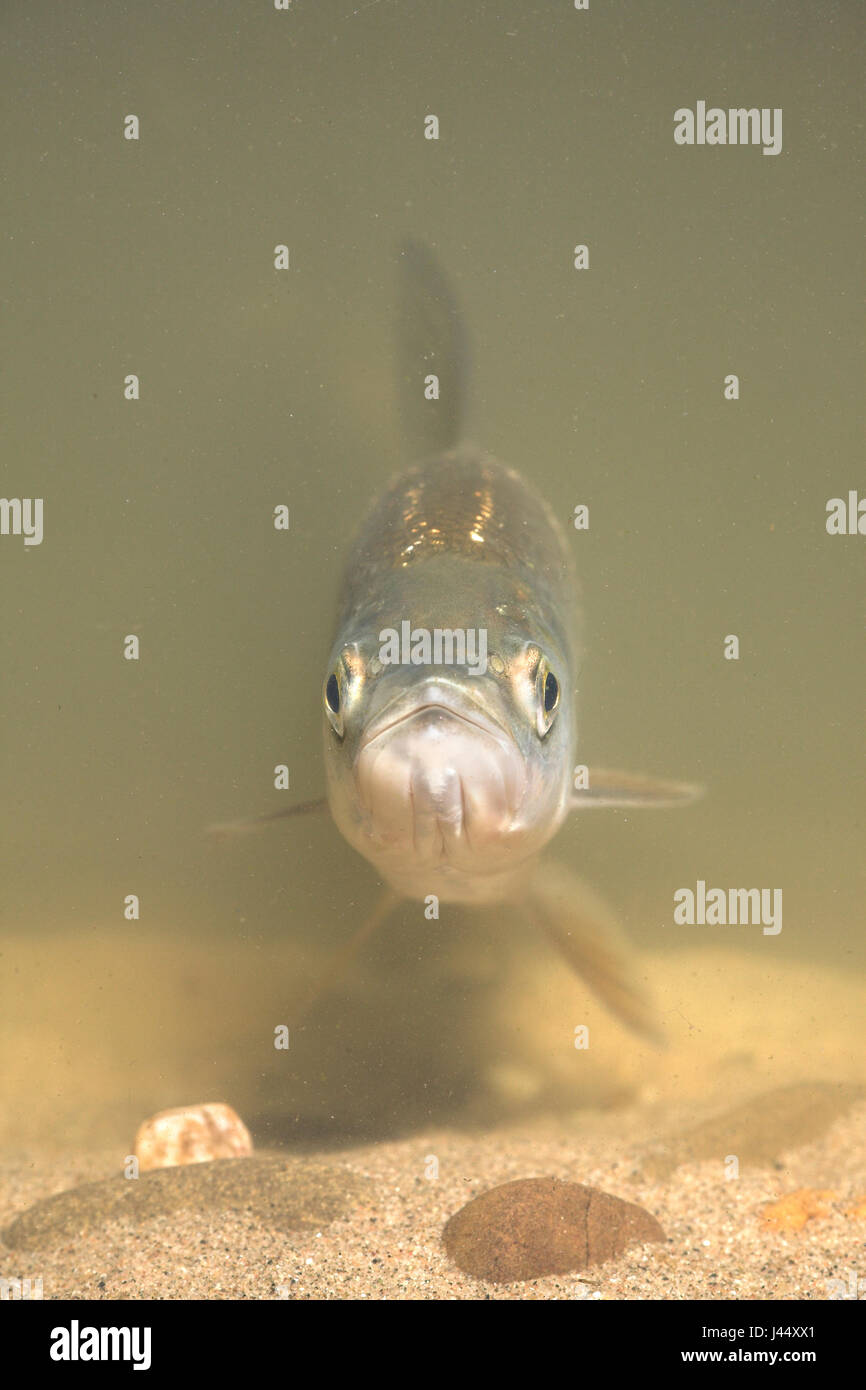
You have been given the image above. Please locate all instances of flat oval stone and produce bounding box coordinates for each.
[2,1156,369,1251]
[443,1177,665,1283]
[640,1082,865,1180]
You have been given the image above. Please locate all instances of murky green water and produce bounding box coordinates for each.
[1,0,863,1158]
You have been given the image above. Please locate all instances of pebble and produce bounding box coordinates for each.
[761,1189,837,1232]
[134,1102,252,1171]
[641,1081,864,1180]
[2,1155,369,1251]
[443,1176,665,1284]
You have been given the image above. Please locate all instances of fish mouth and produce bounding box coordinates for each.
[359,684,512,753]
[354,682,526,867]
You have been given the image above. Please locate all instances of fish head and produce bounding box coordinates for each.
[321,632,573,899]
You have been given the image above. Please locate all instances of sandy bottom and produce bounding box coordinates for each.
[1,926,864,1300]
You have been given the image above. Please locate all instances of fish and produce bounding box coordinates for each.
[215,242,700,1041]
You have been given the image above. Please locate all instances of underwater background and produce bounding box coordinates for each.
[0,0,863,1304]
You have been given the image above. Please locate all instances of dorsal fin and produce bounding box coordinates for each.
[396,240,470,455]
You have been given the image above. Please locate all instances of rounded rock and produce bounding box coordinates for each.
[134,1102,252,1172]
[443,1176,665,1283]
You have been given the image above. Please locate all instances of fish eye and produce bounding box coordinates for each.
[323,645,366,738]
[536,656,560,736]
[544,670,559,713]
[324,670,344,737]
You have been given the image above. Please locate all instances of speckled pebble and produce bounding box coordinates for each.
[443,1176,665,1284]
[134,1102,252,1171]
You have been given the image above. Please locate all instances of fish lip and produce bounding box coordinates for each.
[355,684,529,856]
[359,685,512,753]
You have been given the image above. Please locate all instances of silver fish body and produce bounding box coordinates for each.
[323,442,578,903]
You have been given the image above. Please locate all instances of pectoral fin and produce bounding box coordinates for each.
[206,797,328,840]
[524,861,665,1045]
[571,768,703,810]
